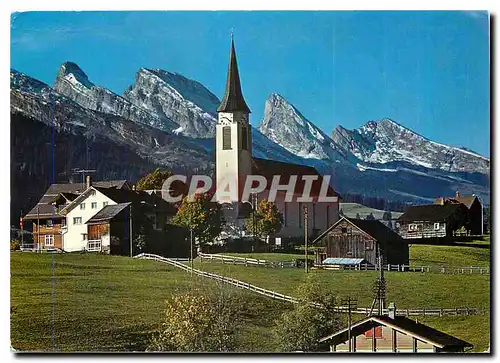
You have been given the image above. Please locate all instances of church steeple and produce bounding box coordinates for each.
[217,36,251,113]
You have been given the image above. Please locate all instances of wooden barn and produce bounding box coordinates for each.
[435,192,484,235]
[397,203,468,240]
[312,216,409,266]
[319,303,473,353]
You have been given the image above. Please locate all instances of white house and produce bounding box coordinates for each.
[59,186,118,252]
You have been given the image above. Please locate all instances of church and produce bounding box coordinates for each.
[214,36,341,240]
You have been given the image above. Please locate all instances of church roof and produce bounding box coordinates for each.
[251,157,341,199]
[217,37,251,114]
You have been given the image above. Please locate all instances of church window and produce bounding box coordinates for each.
[241,126,248,150]
[283,202,287,227]
[223,126,231,150]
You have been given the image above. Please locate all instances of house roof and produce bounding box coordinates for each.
[397,204,462,222]
[23,180,129,220]
[217,38,251,113]
[435,196,479,209]
[86,203,131,225]
[251,157,341,199]
[319,315,473,350]
[312,216,402,245]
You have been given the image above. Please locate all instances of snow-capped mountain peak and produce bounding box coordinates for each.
[53,62,177,132]
[122,68,219,138]
[259,93,341,160]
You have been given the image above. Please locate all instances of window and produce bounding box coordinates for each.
[241,126,248,150]
[364,326,383,339]
[341,227,348,234]
[298,202,302,228]
[312,204,316,229]
[87,240,101,252]
[91,202,98,209]
[434,222,440,230]
[222,126,231,150]
[103,201,108,208]
[73,217,82,225]
[80,203,86,210]
[44,235,54,247]
[90,190,96,196]
[46,219,53,227]
[365,241,374,251]
[408,224,419,232]
[82,233,87,241]
[283,203,287,227]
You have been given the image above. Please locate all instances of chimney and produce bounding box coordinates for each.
[86,175,92,189]
[456,191,460,198]
[388,302,396,319]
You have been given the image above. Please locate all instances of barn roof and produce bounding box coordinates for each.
[251,157,341,198]
[347,218,402,242]
[86,203,131,225]
[319,315,473,350]
[397,204,462,222]
[311,216,401,244]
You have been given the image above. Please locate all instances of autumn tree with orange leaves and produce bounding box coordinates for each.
[245,200,284,239]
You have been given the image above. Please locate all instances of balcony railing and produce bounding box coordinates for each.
[86,240,102,252]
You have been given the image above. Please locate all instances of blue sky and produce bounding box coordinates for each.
[11,11,490,156]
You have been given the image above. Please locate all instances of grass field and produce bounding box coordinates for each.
[11,240,491,352]
[221,238,490,267]
[222,252,314,261]
[409,243,490,267]
[10,253,288,352]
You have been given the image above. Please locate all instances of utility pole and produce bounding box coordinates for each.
[369,247,386,316]
[304,205,308,273]
[190,227,194,275]
[341,296,358,352]
[37,206,40,253]
[129,205,133,257]
[20,211,24,248]
[252,193,256,243]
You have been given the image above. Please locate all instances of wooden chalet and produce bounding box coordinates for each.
[319,303,473,353]
[312,216,409,266]
[435,191,484,235]
[397,203,468,240]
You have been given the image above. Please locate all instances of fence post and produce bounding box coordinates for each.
[470,267,473,274]
[439,308,443,317]
[421,266,424,273]
[406,308,409,316]
[427,267,430,273]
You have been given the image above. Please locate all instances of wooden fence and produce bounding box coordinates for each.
[198,253,489,275]
[134,253,486,317]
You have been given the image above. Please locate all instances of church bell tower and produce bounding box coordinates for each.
[216,36,252,204]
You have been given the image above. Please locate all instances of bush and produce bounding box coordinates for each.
[10,240,20,251]
[148,283,242,352]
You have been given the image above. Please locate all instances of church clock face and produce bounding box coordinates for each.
[219,115,232,125]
